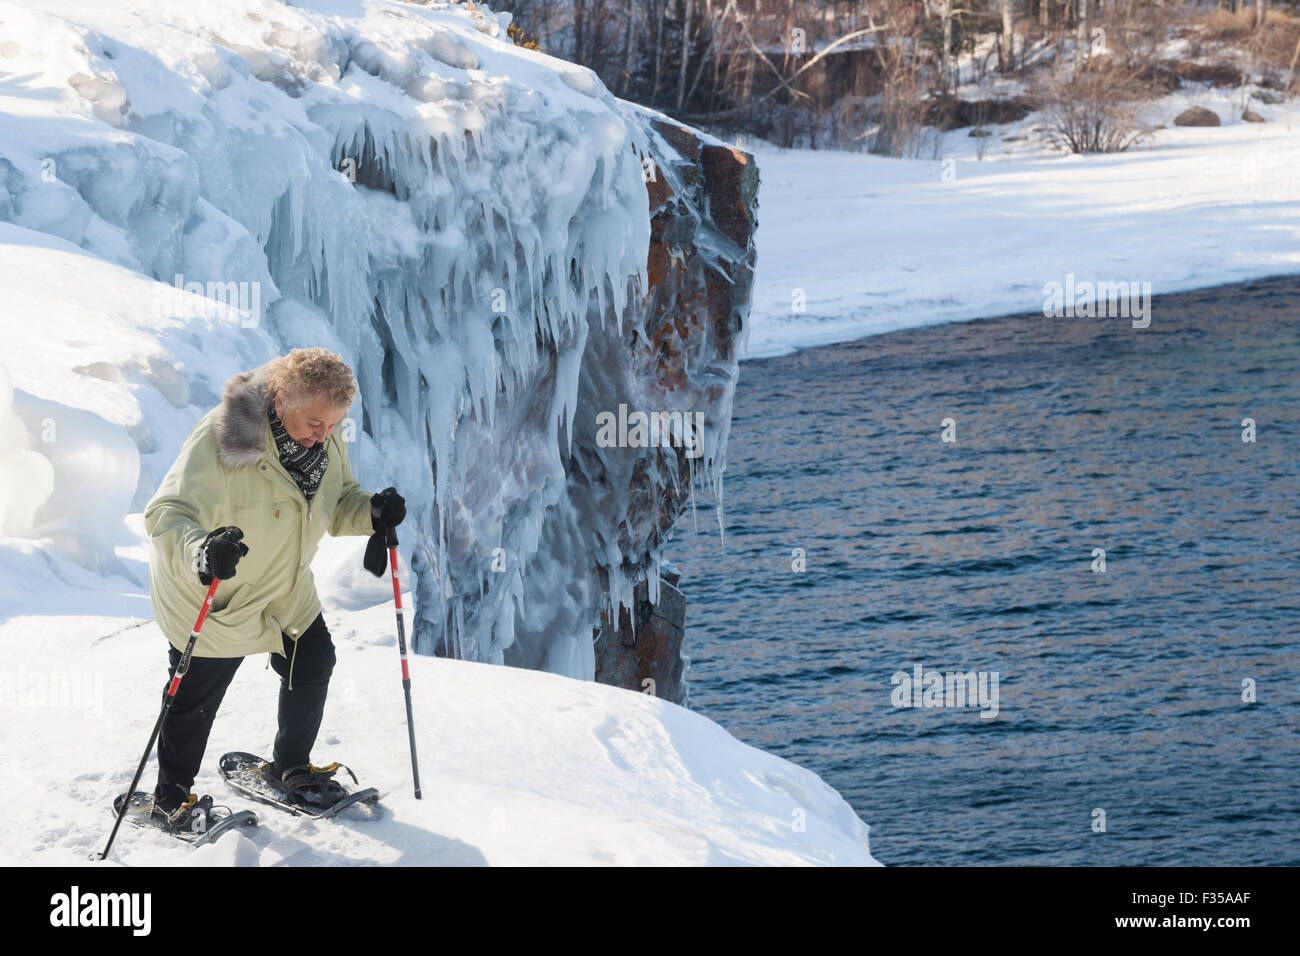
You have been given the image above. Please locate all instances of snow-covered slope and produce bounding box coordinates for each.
[0,535,877,866]
[0,219,274,580]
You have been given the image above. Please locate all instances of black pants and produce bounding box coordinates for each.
[154,613,336,804]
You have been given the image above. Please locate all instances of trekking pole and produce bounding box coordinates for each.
[95,577,221,861]
[386,526,422,799]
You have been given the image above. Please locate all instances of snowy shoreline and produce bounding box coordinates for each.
[742,86,1300,360]
[742,266,1300,363]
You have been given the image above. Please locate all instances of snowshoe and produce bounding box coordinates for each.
[219,751,380,819]
[111,791,258,846]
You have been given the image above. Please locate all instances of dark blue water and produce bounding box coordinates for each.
[670,276,1300,865]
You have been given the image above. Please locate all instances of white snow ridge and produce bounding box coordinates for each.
[0,0,878,865]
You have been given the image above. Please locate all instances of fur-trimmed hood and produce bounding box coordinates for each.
[213,363,274,469]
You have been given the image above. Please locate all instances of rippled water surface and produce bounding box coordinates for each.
[670,277,1300,865]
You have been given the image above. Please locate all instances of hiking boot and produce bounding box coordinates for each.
[262,760,348,809]
[151,792,216,836]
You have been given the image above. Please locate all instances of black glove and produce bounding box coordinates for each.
[370,487,406,531]
[363,531,390,577]
[197,526,249,585]
[364,488,404,577]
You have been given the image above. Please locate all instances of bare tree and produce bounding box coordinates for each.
[496,0,1293,154]
[1042,70,1154,153]
[619,2,636,95]
[677,0,695,111]
[940,0,956,91]
[684,0,728,108]
[1286,28,1300,93]
[1075,0,1088,72]
[650,0,665,104]
[999,0,1017,73]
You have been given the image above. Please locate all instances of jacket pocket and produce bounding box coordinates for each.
[231,498,299,598]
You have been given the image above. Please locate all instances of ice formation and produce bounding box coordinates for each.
[0,0,750,680]
[0,362,56,540]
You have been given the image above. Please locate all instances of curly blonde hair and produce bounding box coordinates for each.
[264,347,357,413]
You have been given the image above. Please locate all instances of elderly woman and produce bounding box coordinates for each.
[144,347,405,832]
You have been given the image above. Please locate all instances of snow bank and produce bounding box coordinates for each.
[0,361,55,540]
[0,220,271,575]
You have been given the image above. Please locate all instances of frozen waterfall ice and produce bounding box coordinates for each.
[0,0,747,680]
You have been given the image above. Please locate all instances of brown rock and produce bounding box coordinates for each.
[593,571,688,705]
[700,143,759,249]
[1173,106,1220,127]
[651,119,701,162]
[922,94,1036,131]
[1242,109,1266,123]
[583,108,757,703]
[1171,60,1243,88]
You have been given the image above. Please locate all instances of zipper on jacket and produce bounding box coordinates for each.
[259,425,326,687]
[261,438,319,584]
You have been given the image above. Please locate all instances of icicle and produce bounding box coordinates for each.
[687,453,699,534]
[715,473,725,551]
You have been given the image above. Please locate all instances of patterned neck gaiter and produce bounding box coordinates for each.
[268,404,328,501]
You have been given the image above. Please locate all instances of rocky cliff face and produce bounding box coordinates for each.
[579,115,759,704]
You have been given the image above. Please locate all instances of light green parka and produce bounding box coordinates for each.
[144,363,375,659]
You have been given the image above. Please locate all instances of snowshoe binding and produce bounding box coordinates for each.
[156,792,216,834]
[111,790,258,846]
[264,761,352,809]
